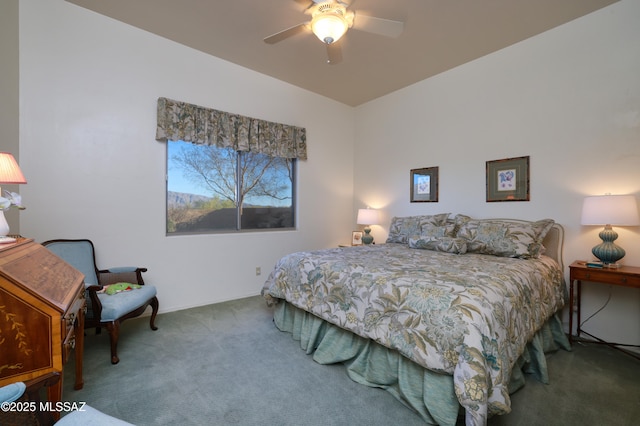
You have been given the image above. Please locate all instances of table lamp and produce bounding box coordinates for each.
[581,194,640,266]
[0,152,27,238]
[357,208,379,245]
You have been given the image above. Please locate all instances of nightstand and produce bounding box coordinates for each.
[568,260,640,360]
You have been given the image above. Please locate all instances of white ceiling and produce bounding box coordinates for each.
[65,0,617,107]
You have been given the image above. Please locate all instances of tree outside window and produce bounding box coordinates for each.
[167,140,295,233]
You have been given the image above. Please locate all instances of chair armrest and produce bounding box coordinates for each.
[97,267,147,286]
[23,373,60,426]
[100,267,148,274]
[86,284,104,291]
[0,373,61,426]
[22,372,61,399]
[86,285,104,317]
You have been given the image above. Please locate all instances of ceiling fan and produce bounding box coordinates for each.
[263,0,404,64]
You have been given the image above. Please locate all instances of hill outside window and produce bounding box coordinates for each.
[156,98,307,234]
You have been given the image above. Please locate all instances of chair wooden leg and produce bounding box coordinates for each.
[106,320,120,364]
[149,296,159,331]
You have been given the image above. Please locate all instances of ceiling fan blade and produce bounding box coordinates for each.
[352,13,404,38]
[326,41,343,65]
[264,23,309,44]
[294,0,314,7]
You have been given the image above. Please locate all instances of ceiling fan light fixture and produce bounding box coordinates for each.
[311,5,349,44]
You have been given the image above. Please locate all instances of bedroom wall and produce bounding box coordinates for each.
[0,0,21,231]
[10,0,639,349]
[16,0,355,312]
[354,0,640,348]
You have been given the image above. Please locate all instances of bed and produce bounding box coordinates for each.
[261,214,570,425]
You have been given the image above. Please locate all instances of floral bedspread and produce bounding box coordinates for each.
[262,243,565,425]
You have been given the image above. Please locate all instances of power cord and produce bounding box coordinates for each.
[579,286,612,328]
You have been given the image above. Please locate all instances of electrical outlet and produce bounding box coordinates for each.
[255,267,261,276]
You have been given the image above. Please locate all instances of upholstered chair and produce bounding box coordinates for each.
[42,239,159,364]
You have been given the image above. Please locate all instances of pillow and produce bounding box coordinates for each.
[408,235,468,254]
[419,219,458,237]
[99,282,143,295]
[454,215,554,258]
[419,223,448,238]
[386,213,450,244]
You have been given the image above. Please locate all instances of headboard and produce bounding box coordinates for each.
[542,223,564,270]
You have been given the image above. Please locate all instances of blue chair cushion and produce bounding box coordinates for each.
[57,405,135,425]
[0,382,26,403]
[98,284,157,322]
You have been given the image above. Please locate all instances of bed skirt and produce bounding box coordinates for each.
[272,300,570,426]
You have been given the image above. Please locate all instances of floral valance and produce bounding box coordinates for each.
[155,97,307,160]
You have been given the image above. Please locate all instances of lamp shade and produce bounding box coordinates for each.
[0,152,27,184]
[357,208,378,225]
[581,195,640,226]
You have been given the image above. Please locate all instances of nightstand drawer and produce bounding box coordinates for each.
[571,267,640,287]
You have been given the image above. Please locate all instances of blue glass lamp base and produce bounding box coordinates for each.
[592,225,625,265]
[362,227,374,245]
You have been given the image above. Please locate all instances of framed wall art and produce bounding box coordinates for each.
[410,167,439,202]
[486,156,530,202]
[351,231,363,246]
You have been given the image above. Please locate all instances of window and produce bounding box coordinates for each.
[155,97,306,234]
[167,140,295,234]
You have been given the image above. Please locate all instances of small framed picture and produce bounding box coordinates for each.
[352,231,363,246]
[486,156,530,202]
[410,167,439,202]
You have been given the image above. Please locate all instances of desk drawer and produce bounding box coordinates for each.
[64,295,85,330]
[62,291,85,363]
[62,325,76,364]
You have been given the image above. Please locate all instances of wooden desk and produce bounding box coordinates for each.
[0,238,85,418]
[568,260,640,360]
